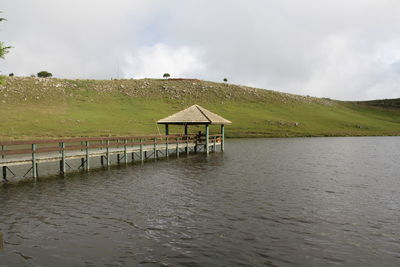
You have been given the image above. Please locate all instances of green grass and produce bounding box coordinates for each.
[1,76,400,140]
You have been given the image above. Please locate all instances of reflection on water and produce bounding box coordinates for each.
[1,137,400,266]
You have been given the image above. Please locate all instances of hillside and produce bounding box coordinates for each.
[1,76,400,140]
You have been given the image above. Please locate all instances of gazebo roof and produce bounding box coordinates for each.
[157,104,232,125]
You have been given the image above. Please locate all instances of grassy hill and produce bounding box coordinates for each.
[1,76,400,140]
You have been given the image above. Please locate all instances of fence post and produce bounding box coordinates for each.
[176,137,179,158]
[134,139,135,163]
[153,137,157,160]
[117,140,121,165]
[32,143,37,181]
[100,140,104,166]
[2,166,6,181]
[85,141,90,171]
[60,142,66,175]
[165,136,169,158]
[124,139,128,165]
[186,136,189,155]
[205,124,209,155]
[140,138,144,163]
[106,140,110,167]
[1,145,5,181]
[213,136,216,152]
[80,141,85,170]
[221,124,225,152]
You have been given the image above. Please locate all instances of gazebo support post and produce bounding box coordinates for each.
[165,124,169,135]
[184,124,188,154]
[205,124,209,155]
[165,124,169,158]
[221,124,225,152]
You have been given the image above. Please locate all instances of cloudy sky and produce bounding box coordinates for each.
[1,0,400,100]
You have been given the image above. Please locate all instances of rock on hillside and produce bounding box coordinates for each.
[0,76,335,106]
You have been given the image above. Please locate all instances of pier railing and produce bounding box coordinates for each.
[0,134,223,181]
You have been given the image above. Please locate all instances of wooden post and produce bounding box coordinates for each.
[124,139,128,165]
[153,137,157,160]
[186,135,189,155]
[165,136,169,158]
[80,141,85,170]
[32,143,37,181]
[1,145,5,181]
[184,124,188,154]
[176,138,179,157]
[117,140,120,164]
[205,124,209,155]
[165,124,169,135]
[140,138,144,163]
[221,124,225,152]
[213,136,216,152]
[194,135,198,153]
[106,140,110,167]
[2,166,6,181]
[85,141,90,171]
[60,142,66,175]
[131,139,135,163]
[100,140,104,166]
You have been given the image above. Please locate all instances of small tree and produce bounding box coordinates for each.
[223,78,228,83]
[37,71,53,78]
[163,73,170,79]
[0,14,11,59]
[0,13,12,83]
[8,73,13,77]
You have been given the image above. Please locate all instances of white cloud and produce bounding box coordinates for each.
[1,0,400,100]
[122,43,205,79]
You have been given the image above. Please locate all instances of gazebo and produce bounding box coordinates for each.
[157,104,232,153]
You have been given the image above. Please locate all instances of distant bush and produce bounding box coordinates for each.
[163,73,170,79]
[8,73,13,77]
[223,78,228,82]
[37,71,52,78]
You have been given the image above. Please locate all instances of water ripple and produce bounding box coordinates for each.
[1,137,400,266]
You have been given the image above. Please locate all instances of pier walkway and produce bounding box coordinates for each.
[0,134,223,182]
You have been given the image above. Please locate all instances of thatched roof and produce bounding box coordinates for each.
[157,104,232,125]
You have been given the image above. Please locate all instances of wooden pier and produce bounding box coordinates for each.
[1,104,231,182]
[0,134,223,182]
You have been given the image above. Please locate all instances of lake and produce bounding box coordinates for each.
[1,137,400,266]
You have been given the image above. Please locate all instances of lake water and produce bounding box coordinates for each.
[1,137,400,266]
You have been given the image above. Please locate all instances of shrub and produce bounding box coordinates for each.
[8,73,13,77]
[163,73,170,79]
[37,71,52,78]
